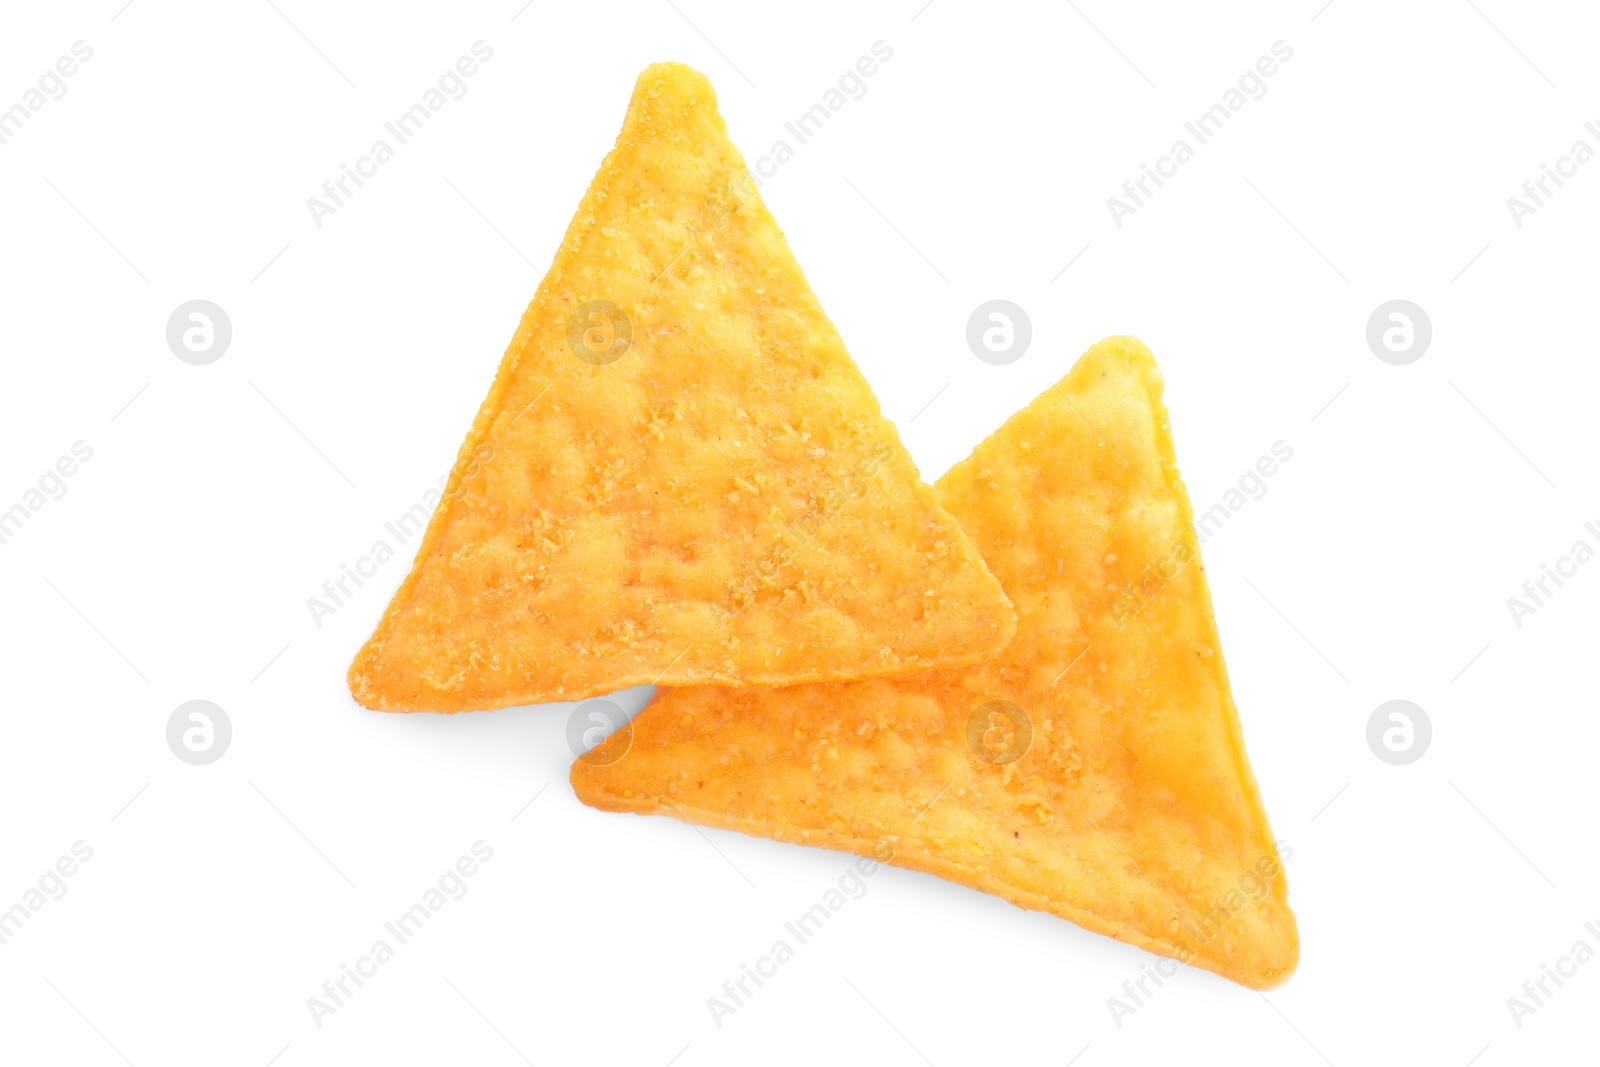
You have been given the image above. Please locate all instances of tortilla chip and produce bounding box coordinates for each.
[571,337,1297,988]
[347,63,1014,712]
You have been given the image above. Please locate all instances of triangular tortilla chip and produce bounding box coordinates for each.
[349,63,1015,712]
[571,337,1297,988]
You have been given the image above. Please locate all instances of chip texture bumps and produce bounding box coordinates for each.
[348,63,1014,712]
[572,337,1298,988]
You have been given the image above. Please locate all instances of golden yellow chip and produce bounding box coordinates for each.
[572,337,1298,988]
[348,63,1015,712]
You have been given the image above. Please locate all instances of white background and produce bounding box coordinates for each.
[1,1,1596,1064]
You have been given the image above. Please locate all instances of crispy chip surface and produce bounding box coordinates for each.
[349,63,1015,712]
[572,337,1298,988]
